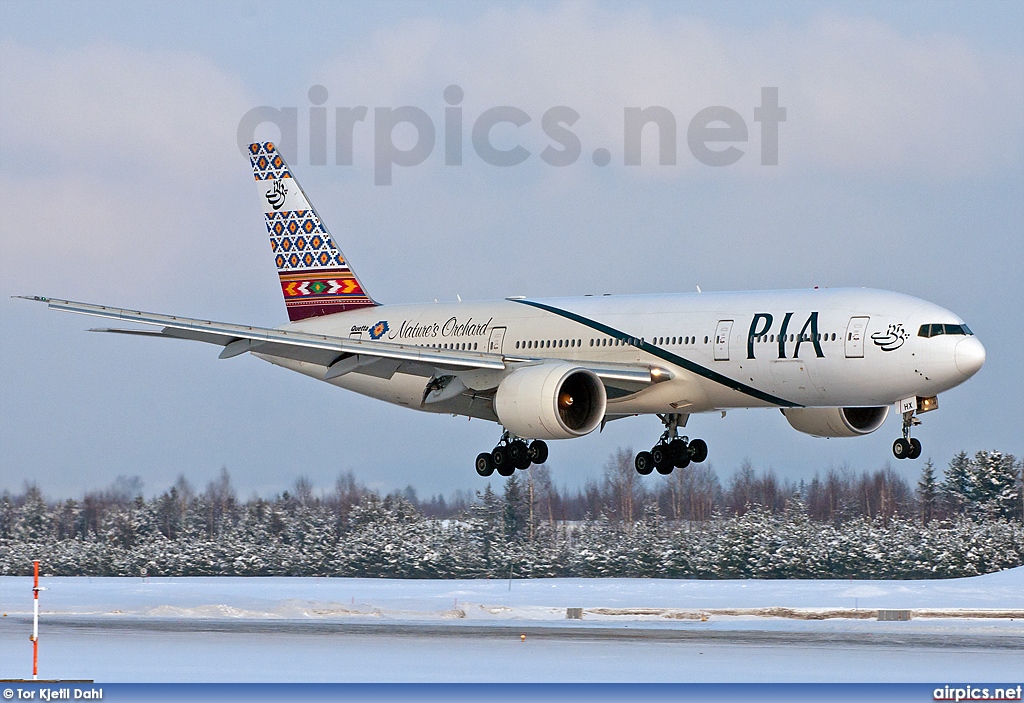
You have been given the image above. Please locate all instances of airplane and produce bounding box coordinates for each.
[21,141,986,478]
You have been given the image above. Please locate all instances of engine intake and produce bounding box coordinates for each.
[782,406,889,438]
[494,363,607,440]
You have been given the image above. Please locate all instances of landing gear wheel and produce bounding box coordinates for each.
[908,438,922,460]
[475,452,495,477]
[688,439,708,463]
[669,439,689,468]
[493,446,515,476]
[651,445,671,469]
[656,462,674,475]
[892,438,911,460]
[527,440,548,465]
[509,440,531,470]
[635,451,654,475]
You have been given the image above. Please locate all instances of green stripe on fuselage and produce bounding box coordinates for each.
[515,299,801,408]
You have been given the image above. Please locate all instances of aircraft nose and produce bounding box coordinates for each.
[954,337,986,378]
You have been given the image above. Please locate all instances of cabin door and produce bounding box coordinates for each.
[714,320,734,361]
[845,317,869,358]
[488,327,507,354]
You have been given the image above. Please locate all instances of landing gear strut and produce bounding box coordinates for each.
[634,413,708,476]
[892,410,922,460]
[476,431,548,477]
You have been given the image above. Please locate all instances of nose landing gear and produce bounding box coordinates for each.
[476,431,549,477]
[634,413,708,476]
[892,410,923,460]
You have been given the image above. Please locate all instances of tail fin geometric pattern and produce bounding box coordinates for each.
[248,142,377,321]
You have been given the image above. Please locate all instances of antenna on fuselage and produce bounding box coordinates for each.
[696,285,702,293]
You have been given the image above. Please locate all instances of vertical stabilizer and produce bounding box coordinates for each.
[248,142,377,321]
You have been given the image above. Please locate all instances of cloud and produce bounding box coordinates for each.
[0,41,249,180]
[0,41,255,299]
[311,4,1023,178]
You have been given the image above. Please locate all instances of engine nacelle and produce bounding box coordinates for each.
[782,406,889,438]
[494,363,607,440]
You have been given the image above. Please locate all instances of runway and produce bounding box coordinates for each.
[1,572,1022,681]
[6,613,1024,650]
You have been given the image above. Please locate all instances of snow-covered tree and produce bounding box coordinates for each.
[942,451,973,515]
[502,474,527,540]
[917,459,939,523]
[971,451,1021,519]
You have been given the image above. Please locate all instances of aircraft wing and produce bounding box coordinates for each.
[21,297,670,392]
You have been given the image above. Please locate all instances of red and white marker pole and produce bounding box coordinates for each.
[31,559,39,680]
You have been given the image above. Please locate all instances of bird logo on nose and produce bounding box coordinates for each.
[871,324,908,351]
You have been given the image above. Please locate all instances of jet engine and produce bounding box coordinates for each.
[494,362,607,440]
[781,406,889,438]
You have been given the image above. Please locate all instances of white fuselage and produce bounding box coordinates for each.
[258,287,984,420]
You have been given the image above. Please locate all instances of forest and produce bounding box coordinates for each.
[1,449,1021,579]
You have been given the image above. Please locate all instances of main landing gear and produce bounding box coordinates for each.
[476,432,549,477]
[634,413,708,476]
[892,410,923,460]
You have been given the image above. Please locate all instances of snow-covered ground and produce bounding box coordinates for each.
[0,570,1022,682]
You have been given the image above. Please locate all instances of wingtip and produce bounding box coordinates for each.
[13,295,49,302]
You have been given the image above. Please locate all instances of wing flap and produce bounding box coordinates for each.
[30,297,676,393]
[24,297,506,371]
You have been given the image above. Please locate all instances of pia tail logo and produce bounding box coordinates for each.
[369,321,389,340]
[871,323,909,351]
[265,179,288,210]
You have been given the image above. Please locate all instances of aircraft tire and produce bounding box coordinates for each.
[651,445,671,469]
[475,452,495,477]
[635,451,655,475]
[656,462,674,475]
[892,438,911,459]
[528,440,549,465]
[494,446,515,476]
[669,439,689,468]
[510,440,531,470]
[688,439,708,463]
[908,438,922,460]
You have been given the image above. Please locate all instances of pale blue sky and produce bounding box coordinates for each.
[1,1,1021,499]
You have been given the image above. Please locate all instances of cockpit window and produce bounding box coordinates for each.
[918,323,973,338]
